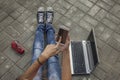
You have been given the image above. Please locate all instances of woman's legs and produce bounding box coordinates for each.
[46,23,61,80]
[32,23,45,80]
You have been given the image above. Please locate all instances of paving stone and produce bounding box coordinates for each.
[18,29,33,44]
[65,6,78,19]
[83,15,98,26]
[88,5,101,16]
[89,0,98,3]
[46,0,56,6]
[17,10,32,23]
[96,0,111,10]
[0,59,14,77]
[5,26,21,39]
[3,2,21,14]
[102,0,115,6]
[79,19,94,31]
[110,4,120,18]
[95,9,107,21]
[0,31,9,42]
[78,0,94,8]
[1,65,23,80]
[99,27,113,41]
[94,23,106,37]
[52,3,67,14]
[0,11,8,22]
[4,46,22,63]
[88,74,100,80]
[0,16,14,32]
[23,61,31,71]
[71,10,85,23]
[74,1,90,12]
[93,67,106,80]
[102,18,117,30]
[53,12,62,23]
[100,44,113,61]
[23,14,37,28]
[11,21,27,34]
[70,24,89,40]
[105,13,120,25]
[96,38,105,49]
[0,54,7,65]
[16,51,32,69]
[107,33,120,51]
[57,0,72,9]
[10,10,21,19]
[0,34,12,52]
[65,0,78,5]
[16,6,26,14]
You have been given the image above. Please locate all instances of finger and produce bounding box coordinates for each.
[56,36,61,47]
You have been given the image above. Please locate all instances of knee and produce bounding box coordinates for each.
[49,73,61,80]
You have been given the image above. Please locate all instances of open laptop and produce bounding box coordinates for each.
[69,29,99,75]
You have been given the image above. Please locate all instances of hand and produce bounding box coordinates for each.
[42,35,70,59]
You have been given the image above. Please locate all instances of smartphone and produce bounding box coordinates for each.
[56,27,69,44]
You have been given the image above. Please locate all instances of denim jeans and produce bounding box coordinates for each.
[32,23,61,80]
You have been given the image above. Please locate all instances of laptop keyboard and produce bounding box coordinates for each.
[71,41,86,74]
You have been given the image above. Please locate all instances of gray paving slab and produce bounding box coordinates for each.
[0,0,120,80]
[1,65,23,80]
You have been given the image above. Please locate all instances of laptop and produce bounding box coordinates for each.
[69,29,99,75]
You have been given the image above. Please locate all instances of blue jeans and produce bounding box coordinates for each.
[32,23,61,80]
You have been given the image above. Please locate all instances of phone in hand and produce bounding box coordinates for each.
[56,26,69,44]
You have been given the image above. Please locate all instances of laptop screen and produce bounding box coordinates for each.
[87,29,99,66]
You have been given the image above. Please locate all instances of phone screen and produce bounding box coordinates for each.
[56,28,69,44]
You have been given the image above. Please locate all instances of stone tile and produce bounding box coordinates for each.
[23,14,37,28]
[96,38,105,49]
[72,10,85,23]
[107,33,120,51]
[88,5,101,16]
[18,29,33,44]
[10,10,21,19]
[52,3,67,14]
[99,27,113,41]
[70,23,89,40]
[93,67,106,80]
[0,11,8,22]
[79,19,94,31]
[65,0,78,5]
[0,59,14,77]
[1,65,23,80]
[53,12,62,23]
[74,1,90,12]
[23,61,31,71]
[110,4,120,18]
[94,23,106,37]
[46,0,56,6]
[65,6,78,19]
[17,10,32,23]
[95,9,107,21]
[102,18,117,30]
[0,16,14,31]
[5,26,21,39]
[11,21,27,34]
[102,0,115,6]
[78,0,94,8]
[96,0,111,10]
[105,13,120,25]
[57,0,72,9]
[3,2,20,14]
[16,51,32,69]
[16,6,26,14]
[23,35,34,50]
[89,0,98,3]
[0,35,12,52]
[0,54,7,65]
[4,46,22,63]
[0,31,9,42]
[88,74,100,80]
[83,15,98,26]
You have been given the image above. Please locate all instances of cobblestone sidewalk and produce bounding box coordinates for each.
[0,0,120,80]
